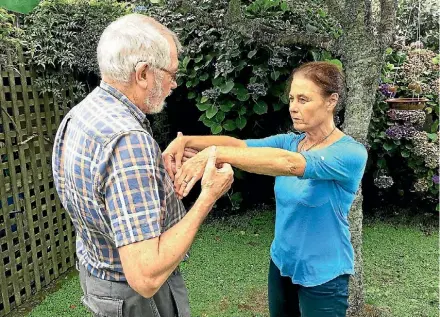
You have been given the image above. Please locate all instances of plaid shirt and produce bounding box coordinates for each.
[52,81,187,281]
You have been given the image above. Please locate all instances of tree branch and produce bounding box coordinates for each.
[378,0,397,50]
[273,30,337,52]
[1,105,22,142]
[323,0,345,22]
[176,0,338,54]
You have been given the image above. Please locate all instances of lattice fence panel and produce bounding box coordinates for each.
[0,49,75,317]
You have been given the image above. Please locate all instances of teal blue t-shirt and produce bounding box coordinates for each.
[245,133,367,287]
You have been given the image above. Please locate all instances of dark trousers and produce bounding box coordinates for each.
[268,260,349,317]
[78,263,190,317]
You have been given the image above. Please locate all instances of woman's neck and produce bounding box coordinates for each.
[304,121,336,144]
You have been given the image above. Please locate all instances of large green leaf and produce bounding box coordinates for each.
[223,120,237,131]
[383,142,395,151]
[237,106,247,115]
[1,0,39,14]
[212,77,224,87]
[273,103,284,111]
[182,56,191,70]
[236,117,247,129]
[247,50,257,58]
[427,133,438,142]
[214,110,225,123]
[211,124,223,134]
[206,106,218,119]
[199,73,209,81]
[237,93,250,101]
[220,101,234,112]
[270,70,280,81]
[194,55,204,63]
[326,59,343,70]
[401,150,410,158]
[221,81,235,94]
[253,100,268,115]
[196,102,212,111]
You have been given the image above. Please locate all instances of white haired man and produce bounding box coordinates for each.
[52,14,233,317]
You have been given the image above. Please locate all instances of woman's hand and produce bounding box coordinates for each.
[162,132,186,181]
[174,148,211,198]
[169,148,199,175]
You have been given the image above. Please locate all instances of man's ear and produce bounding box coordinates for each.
[135,62,149,89]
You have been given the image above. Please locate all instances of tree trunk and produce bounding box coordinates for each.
[347,191,365,316]
[340,31,382,315]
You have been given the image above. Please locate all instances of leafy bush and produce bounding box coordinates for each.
[367,43,439,211]
[395,0,439,51]
[142,0,301,138]
[19,0,438,213]
[0,8,24,66]
[23,0,130,101]
[139,0,340,209]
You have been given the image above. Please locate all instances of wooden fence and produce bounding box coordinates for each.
[0,50,75,316]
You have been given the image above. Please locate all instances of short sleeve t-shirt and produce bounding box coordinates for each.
[246,133,367,286]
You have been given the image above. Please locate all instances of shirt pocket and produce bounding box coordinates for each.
[297,180,330,208]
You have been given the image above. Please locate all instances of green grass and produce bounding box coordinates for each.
[363,222,438,317]
[24,210,438,317]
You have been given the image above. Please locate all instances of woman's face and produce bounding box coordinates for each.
[288,74,336,132]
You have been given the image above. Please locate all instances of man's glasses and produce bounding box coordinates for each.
[135,61,177,84]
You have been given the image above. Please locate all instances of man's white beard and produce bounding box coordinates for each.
[147,100,165,114]
[145,74,165,114]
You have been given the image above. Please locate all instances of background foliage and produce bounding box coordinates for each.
[0,8,23,66]
[15,0,439,213]
[365,0,439,212]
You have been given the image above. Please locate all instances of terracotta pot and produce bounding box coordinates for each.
[385,97,429,110]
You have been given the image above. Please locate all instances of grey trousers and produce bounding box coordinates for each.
[78,264,190,317]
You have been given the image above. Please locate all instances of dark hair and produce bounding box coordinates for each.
[289,61,345,106]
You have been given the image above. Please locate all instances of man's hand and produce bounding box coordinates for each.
[199,146,233,202]
[174,147,210,198]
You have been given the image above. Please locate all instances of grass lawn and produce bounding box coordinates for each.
[24,210,438,317]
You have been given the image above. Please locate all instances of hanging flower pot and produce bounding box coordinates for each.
[385,97,429,110]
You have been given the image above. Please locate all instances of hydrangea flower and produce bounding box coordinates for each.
[411,131,440,169]
[432,175,439,185]
[387,109,426,125]
[215,60,234,77]
[374,175,394,189]
[268,57,286,68]
[413,178,429,192]
[378,84,396,98]
[385,125,417,139]
[202,88,221,100]
[247,83,267,97]
[402,48,436,82]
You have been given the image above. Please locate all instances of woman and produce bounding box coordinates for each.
[163,61,367,317]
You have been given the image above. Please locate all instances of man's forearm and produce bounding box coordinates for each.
[216,146,306,176]
[140,194,214,296]
[184,135,246,151]
[155,194,213,274]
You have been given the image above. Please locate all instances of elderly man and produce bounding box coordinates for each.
[52,14,233,317]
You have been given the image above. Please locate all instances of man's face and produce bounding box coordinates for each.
[143,35,179,114]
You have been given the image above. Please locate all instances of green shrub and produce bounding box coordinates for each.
[367,43,439,212]
[19,0,438,213]
[0,8,24,66]
[23,0,130,101]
